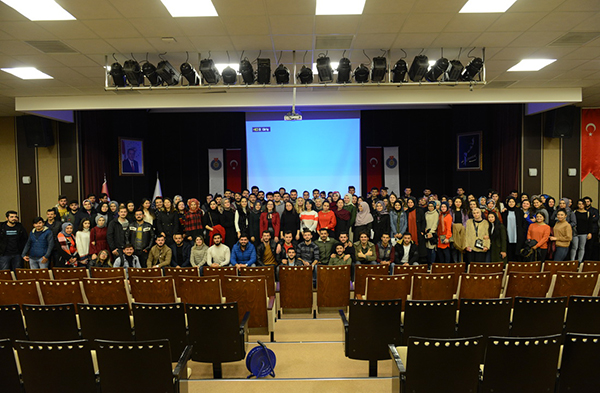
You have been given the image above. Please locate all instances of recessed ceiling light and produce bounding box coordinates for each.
[459,0,517,13]
[507,59,556,72]
[316,0,366,15]
[1,67,53,80]
[161,0,218,17]
[1,0,75,21]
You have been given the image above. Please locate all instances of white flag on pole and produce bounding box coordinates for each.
[152,173,162,202]
[383,146,400,195]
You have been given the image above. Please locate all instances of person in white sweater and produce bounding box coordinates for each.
[75,218,92,267]
[207,233,231,267]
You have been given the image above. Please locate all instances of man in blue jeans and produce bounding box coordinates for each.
[0,210,28,271]
[22,217,54,269]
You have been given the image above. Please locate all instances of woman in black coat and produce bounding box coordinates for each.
[155,197,180,246]
[372,201,391,243]
[501,197,526,262]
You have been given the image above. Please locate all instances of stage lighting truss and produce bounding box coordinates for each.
[104,48,486,90]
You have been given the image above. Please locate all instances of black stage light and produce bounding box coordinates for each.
[199,58,220,84]
[371,56,387,82]
[142,61,162,86]
[180,62,200,86]
[461,57,484,81]
[274,64,290,84]
[222,66,237,85]
[337,57,351,83]
[316,55,334,83]
[391,59,407,83]
[156,59,180,86]
[425,57,449,82]
[354,64,369,83]
[123,60,144,86]
[444,60,464,82]
[109,62,126,87]
[257,58,271,84]
[297,65,313,84]
[408,54,429,82]
[239,59,255,84]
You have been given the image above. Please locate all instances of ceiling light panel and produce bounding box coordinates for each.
[316,0,366,15]
[161,0,218,17]
[1,0,75,21]
[459,0,517,13]
[507,59,556,72]
[1,67,53,79]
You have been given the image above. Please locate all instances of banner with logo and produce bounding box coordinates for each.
[226,148,242,193]
[208,149,224,195]
[365,146,383,194]
[383,146,400,195]
[582,109,600,181]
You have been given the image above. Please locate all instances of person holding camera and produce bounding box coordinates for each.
[465,208,490,264]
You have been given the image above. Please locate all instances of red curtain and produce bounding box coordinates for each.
[79,112,111,198]
[491,105,522,197]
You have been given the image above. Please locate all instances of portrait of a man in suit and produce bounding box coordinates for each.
[120,138,143,175]
[122,148,139,173]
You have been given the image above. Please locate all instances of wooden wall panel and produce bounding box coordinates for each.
[561,118,581,200]
[542,137,561,198]
[0,117,18,212]
[58,121,80,202]
[16,121,38,231]
[37,124,60,213]
[522,114,542,195]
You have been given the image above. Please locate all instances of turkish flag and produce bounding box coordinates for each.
[366,146,383,193]
[582,109,600,181]
[226,149,242,193]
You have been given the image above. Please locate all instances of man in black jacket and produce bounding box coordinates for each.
[0,210,28,270]
[256,230,278,272]
[583,196,600,260]
[170,233,191,267]
[107,207,130,259]
[394,232,420,265]
[129,210,155,268]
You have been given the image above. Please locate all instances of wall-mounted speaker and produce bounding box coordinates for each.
[543,105,580,138]
[18,115,55,148]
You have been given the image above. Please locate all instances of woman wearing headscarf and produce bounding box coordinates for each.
[90,215,109,261]
[390,200,407,245]
[333,199,351,239]
[372,200,390,244]
[248,200,262,244]
[343,193,357,240]
[96,202,110,225]
[354,201,374,242]
[424,201,439,265]
[280,201,300,240]
[501,197,526,262]
[184,198,204,242]
[549,198,575,228]
[125,200,136,223]
[484,199,503,224]
[437,201,453,263]
[450,197,468,262]
[108,201,119,221]
[405,196,426,262]
[57,222,78,267]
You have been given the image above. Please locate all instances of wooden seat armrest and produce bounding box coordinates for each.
[173,345,193,381]
[267,296,276,310]
[339,309,349,329]
[389,344,406,373]
[239,311,251,333]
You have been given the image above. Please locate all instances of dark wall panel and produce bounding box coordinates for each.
[58,122,80,202]
[16,122,38,231]
[522,114,543,195]
[561,111,581,200]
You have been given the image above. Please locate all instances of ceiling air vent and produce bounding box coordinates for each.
[549,32,600,46]
[315,35,354,50]
[25,40,78,54]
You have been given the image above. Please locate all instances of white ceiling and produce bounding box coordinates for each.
[1,0,600,116]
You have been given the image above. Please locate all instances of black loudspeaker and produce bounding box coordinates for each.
[544,106,580,138]
[19,116,54,148]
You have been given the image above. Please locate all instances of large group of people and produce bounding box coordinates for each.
[1,185,598,278]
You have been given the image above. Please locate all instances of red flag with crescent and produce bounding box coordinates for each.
[582,109,600,181]
[366,146,383,193]
[226,149,242,193]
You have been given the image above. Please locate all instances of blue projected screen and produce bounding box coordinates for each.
[246,113,361,193]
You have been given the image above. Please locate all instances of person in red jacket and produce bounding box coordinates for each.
[527,212,551,262]
[260,200,281,243]
[317,200,337,238]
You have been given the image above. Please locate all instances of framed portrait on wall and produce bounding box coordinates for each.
[457,132,482,171]
[119,137,144,176]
